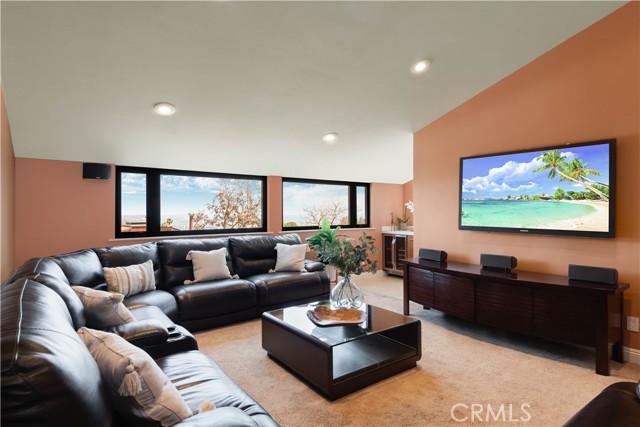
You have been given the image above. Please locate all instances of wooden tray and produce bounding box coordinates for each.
[306,305,366,326]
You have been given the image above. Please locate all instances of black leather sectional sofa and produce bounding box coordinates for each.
[9,233,329,331]
[563,382,640,427]
[1,234,330,426]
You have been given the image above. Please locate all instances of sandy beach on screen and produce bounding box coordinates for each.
[536,200,608,232]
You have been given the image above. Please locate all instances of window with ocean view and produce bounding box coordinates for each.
[116,166,266,238]
[160,175,263,231]
[120,172,147,233]
[282,178,370,230]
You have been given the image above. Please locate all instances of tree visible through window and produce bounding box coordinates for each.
[282,179,370,230]
[161,176,262,231]
[116,166,266,238]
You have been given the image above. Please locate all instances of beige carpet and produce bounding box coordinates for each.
[195,273,639,427]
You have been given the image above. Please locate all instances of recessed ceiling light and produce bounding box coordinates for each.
[322,132,338,144]
[411,59,431,74]
[153,102,177,116]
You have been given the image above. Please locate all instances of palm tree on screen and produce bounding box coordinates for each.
[565,159,609,189]
[533,150,609,201]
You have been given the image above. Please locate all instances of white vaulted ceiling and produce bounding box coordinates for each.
[1,1,626,183]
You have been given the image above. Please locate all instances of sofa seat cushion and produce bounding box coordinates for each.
[174,406,261,427]
[169,279,257,322]
[249,271,328,310]
[157,351,278,427]
[125,289,179,322]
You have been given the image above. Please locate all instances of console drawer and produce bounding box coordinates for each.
[407,267,434,307]
[477,280,532,334]
[433,273,475,321]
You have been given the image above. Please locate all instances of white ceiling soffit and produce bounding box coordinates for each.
[1,1,625,184]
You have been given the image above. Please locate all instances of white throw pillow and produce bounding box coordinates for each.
[273,243,309,272]
[104,260,156,297]
[185,248,233,282]
[73,286,135,328]
[78,327,192,427]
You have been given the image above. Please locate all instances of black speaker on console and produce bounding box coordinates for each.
[83,163,111,180]
[418,248,448,262]
[568,264,618,285]
[480,253,517,272]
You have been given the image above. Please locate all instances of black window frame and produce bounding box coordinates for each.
[116,165,267,238]
[281,177,371,231]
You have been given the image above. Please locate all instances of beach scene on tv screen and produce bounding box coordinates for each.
[461,144,610,232]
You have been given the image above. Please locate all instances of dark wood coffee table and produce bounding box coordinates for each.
[262,303,421,400]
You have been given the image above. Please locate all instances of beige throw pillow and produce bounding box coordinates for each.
[104,260,156,297]
[73,286,135,328]
[273,243,309,272]
[185,248,233,283]
[78,327,192,426]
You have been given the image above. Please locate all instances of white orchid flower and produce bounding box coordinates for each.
[404,200,414,213]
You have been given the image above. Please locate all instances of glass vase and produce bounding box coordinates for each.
[330,275,364,309]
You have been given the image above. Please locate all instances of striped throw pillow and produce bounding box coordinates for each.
[104,260,156,297]
[78,327,193,426]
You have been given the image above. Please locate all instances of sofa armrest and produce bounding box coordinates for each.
[304,260,325,272]
[563,382,640,427]
[107,319,169,347]
[129,304,176,330]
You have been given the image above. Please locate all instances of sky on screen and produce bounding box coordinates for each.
[461,144,610,199]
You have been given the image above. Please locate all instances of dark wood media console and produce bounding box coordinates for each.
[403,258,629,376]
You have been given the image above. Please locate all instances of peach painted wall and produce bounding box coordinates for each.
[1,85,16,282]
[15,159,115,264]
[267,176,283,233]
[413,3,639,350]
[13,160,405,270]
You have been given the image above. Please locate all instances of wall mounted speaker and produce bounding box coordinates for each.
[83,163,111,180]
[568,264,618,285]
[418,248,447,262]
[480,253,517,272]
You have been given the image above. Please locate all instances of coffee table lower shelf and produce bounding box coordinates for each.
[262,306,421,400]
[333,334,416,380]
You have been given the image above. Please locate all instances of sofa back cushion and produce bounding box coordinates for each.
[3,257,88,329]
[229,234,302,278]
[158,238,232,288]
[94,243,162,289]
[53,249,105,288]
[3,257,57,284]
[1,279,113,427]
[35,258,89,329]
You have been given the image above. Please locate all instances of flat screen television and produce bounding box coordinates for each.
[459,139,615,238]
